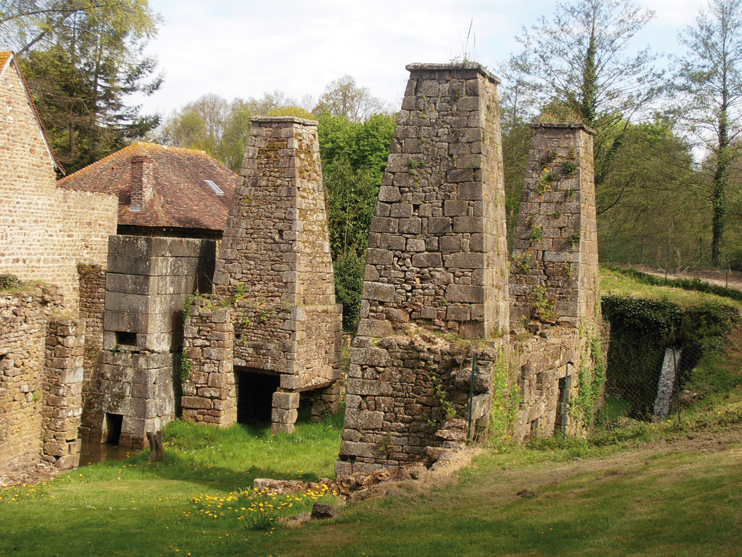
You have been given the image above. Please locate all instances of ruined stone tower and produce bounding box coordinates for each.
[183,117,343,434]
[337,64,510,473]
[509,123,599,328]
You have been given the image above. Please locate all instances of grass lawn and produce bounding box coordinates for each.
[2,403,742,556]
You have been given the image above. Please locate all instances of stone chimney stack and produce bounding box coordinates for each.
[130,155,154,211]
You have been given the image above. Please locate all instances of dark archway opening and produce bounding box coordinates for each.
[104,413,123,445]
[236,368,280,424]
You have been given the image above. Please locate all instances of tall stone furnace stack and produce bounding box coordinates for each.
[338,63,511,473]
[183,117,343,434]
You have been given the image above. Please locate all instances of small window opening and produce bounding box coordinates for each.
[104,413,123,445]
[115,331,137,346]
[204,180,224,196]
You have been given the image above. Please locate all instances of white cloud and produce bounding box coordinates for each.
[134,0,711,117]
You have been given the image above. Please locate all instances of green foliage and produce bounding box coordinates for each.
[318,112,394,329]
[489,351,521,443]
[0,274,22,290]
[17,1,162,173]
[529,224,544,244]
[601,293,740,418]
[430,373,456,419]
[179,352,192,383]
[562,160,578,176]
[333,251,365,331]
[572,336,607,429]
[530,285,556,322]
[159,95,255,172]
[511,251,533,273]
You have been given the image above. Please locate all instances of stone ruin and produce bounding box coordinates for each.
[182,117,343,434]
[80,235,216,449]
[337,64,604,474]
[1,55,605,479]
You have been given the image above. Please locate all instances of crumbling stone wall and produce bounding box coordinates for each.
[184,117,343,434]
[80,235,216,449]
[338,63,510,474]
[0,283,85,474]
[0,55,117,311]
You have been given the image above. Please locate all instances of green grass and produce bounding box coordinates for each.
[3,397,742,556]
[3,268,742,556]
[0,415,344,556]
[600,267,742,312]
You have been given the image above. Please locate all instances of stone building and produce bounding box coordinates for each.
[337,63,604,475]
[56,143,239,449]
[0,51,118,310]
[182,117,343,434]
[0,51,117,475]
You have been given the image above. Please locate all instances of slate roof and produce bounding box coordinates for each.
[57,142,239,233]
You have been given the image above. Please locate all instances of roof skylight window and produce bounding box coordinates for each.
[204,179,225,195]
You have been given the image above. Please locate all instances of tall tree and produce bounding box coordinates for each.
[14,0,162,172]
[508,0,663,194]
[314,75,390,123]
[672,0,742,266]
[158,92,304,172]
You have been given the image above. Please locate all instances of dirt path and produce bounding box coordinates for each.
[626,264,742,293]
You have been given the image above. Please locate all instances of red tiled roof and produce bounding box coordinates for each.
[57,142,239,232]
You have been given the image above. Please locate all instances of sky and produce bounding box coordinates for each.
[135,0,711,118]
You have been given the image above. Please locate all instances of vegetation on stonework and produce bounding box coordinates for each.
[0,273,22,291]
[572,335,607,430]
[489,349,521,445]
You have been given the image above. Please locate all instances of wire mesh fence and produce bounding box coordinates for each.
[598,233,742,274]
[603,341,708,424]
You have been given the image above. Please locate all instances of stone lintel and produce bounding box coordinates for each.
[250,116,318,127]
[405,62,500,84]
[530,122,597,135]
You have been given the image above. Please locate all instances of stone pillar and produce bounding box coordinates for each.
[190,117,342,434]
[43,319,85,470]
[84,235,216,448]
[181,304,236,425]
[271,391,300,434]
[509,123,599,328]
[360,63,509,339]
[338,63,509,474]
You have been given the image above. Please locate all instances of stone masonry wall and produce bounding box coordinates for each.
[185,117,342,434]
[362,63,509,340]
[181,302,235,425]
[0,283,85,474]
[80,235,216,449]
[78,266,106,408]
[0,60,117,311]
[509,124,599,328]
[339,63,510,474]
